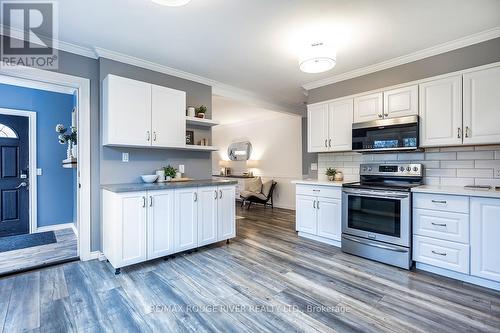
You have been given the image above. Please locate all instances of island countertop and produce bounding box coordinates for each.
[102,179,238,193]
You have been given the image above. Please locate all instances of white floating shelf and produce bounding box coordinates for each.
[102,143,218,151]
[182,145,219,151]
[186,116,219,127]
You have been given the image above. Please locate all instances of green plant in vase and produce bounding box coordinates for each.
[325,167,337,181]
[195,105,207,118]
[163,165,177,181]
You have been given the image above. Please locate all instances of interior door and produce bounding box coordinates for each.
[0,114,29,237]
[151,85,186,147]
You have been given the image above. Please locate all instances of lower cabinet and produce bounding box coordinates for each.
[103,185,236,269]
[470,197,500,282]
[296,185,342,245]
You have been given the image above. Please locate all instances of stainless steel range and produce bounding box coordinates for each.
[341,163,423,269]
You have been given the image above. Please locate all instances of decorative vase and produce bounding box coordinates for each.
[196,113,205,119]
[187,106,195,117]
[166,176,172,181]
[334,171,344,181]
[328,175,334,181]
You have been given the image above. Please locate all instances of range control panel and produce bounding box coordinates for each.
[360,163,423,177]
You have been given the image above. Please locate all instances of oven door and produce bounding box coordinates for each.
[342,188,410,247]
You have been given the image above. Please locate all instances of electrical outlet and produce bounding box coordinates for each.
[310,163,318,171]
[179,165,185,173]
[495,167,500,178]
[122,152,129,162]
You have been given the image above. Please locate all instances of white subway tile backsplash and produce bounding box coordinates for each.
[317,146,499,187]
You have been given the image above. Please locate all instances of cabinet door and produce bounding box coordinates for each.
[383,85,418,118]
[102,75,152,146]
[353,92,383,123]
[463,66,500,145]
[329,98,353,151]
[419,76,463,147]
[118,192,147,267]
[147,190,174,259]
[296,195,317,234]
[218,186,236,241]
[174,188,198,252]
[307,104,329,152]
[471,197,500,282]
[151,85,186,147]
[198,186,218,246]
[317,197,341,241]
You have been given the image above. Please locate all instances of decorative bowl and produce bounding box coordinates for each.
[141,175,158,183]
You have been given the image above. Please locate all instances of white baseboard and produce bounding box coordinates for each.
[88,251,107,261]
[298,232,341,247]
[35,222,75,233]
[416,262,500,291]
[71,223,79,237]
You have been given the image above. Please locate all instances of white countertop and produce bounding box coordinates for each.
[412,185,500,199]
[291,179,353,187]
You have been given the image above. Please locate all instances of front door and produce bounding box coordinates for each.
[0,114,29,237]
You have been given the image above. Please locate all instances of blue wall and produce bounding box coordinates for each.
[0,83,76,227]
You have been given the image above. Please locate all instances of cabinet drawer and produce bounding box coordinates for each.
[413,209,469,244]
[413,235,469,274]
[296,185,341,199]
[413,193,469,213]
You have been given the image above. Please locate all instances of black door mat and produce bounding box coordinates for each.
[0,231,57,253]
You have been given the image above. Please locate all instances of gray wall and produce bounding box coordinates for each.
[304,38,500,174]
[98,58,213,185]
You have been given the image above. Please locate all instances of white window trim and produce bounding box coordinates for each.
[0,65,92,261]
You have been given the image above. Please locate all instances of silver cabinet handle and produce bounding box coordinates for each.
[432,250,447,256]
[219,190,223,199]
[465,126,470,138]
[15,182,27,189]
[457,128,461,139]
[324,139,328,148]
[153,131,157,141]
[328,139,331,148]
[378,114,383,118]
[142,196,146,208]
[313,200,316,209]
[149,196,153,207]
[384,113,389,117]
[215,190,218,200]
[194,192,198,202]
[317,201,320,209]
[431,200,447,204]
[431,222,447,227]
[312,189,320,192]
[146,131,150,141]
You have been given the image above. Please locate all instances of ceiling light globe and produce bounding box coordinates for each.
[299,43,336,74]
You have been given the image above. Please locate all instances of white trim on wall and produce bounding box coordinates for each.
[0,65,92,261]
[37,222,75,233]
[0,108,37,234]
[303,26,500,90]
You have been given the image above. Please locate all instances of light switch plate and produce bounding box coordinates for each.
[311,163,318,171]
[122,153,129,162]
[37,168,42,176]
[179,165,185,173]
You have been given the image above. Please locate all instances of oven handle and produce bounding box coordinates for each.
[342,234,408,253]
[342,189,409,200]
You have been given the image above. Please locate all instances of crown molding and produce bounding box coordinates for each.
[94,47,305,114]
[302,26,500,90]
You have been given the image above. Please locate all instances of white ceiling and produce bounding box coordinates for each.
[21,0,500,110]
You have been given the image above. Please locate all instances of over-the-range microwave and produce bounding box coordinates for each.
[352,115,419,152]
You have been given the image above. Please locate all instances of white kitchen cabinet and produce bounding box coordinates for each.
[197,186,218,246]
[217,185,236,241]
[102,74,186,148]
[419,76,463,147]
[102,75,152,146]
[329,98,353,151]
[353,92,383,123]
[296,195,317,234]
[307,103,329,152]
[470,197,500,282]
[317,197,341,241]
[295,185,342,246]
[174,188,199,252]
[147,190,175,259]
[151,84,186,147]
[383,85,418,119]
[102,190,148,269]
[463,66,500,145]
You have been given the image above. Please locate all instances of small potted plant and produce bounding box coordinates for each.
[195,105,207,119]
[325,167,337,181]
[163,165,177,181]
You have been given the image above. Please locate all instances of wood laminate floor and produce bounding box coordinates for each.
[0,228,78,276]
[1,206,499,332]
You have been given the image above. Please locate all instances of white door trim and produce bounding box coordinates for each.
[0,108,37,235]
[0,65,92,261]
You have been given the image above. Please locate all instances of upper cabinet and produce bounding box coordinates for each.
[103,74,186,148]
[383,85,418,119]
[353,92,383,123]
[463,66,500,145]
[307,98,353,153]
[419,76,463,147]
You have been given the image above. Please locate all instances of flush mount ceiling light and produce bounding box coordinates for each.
[299,42,336,74]
[151,0,191,6]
